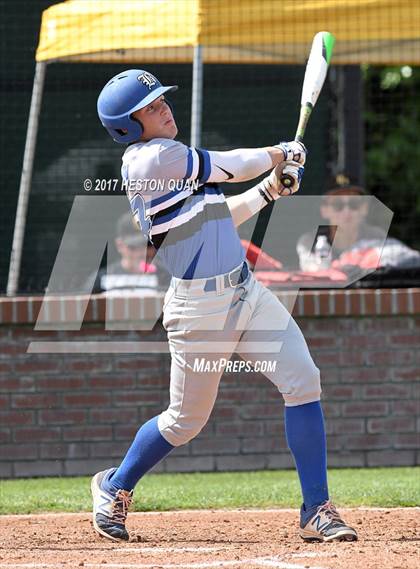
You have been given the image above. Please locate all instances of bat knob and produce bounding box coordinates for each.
[280,174,295,188]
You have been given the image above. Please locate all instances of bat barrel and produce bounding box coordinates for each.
[278,32,335,193]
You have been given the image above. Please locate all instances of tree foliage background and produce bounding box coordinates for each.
[364,65,420,249]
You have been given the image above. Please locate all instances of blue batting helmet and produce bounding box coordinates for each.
[97,69,178,144]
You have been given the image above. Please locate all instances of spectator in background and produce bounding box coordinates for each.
[91,212,170,295]
[297,181,420,274]
[297,183,382,271]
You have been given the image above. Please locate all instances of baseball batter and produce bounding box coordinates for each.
[92,69,357,543]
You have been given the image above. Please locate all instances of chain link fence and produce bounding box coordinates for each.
[1,0,419,293]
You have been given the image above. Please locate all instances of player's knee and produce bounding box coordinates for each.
[157,410,208,447]
[283,360,321,406]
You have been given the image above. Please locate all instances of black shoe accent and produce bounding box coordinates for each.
[95,513,129,541]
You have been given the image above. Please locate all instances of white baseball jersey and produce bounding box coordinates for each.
[122,139,272,279]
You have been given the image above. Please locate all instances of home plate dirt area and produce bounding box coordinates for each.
[0,508,418,569]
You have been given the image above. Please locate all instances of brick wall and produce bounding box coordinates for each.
[0,289,419,478]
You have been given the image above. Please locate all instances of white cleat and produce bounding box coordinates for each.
[91,468,133,542]
[300,500,358,542]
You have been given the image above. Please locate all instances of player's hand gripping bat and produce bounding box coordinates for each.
[280,31,335,189]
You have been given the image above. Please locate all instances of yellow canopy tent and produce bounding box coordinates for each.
[7,0,420,294]
[37,0,420,65]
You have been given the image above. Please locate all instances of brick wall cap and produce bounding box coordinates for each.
[0,288,419,324]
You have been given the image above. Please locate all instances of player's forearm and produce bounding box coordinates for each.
[227,159,305,227]
[226,183,271,227]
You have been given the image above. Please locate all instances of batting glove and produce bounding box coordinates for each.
[275,141,307,165]
[259,160,304,200]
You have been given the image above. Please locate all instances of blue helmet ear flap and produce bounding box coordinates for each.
[128,114,144,140]
[101,114,143,143]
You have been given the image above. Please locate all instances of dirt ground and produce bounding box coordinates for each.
[0,508,418,569]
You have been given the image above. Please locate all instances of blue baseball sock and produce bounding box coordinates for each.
[105,416,174,492]
[284,401,329,513]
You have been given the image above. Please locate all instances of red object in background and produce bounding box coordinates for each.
[241,239,348,287]
[240,240,283,269]
[138,261,157,273]
[254,268,348,287]
[333,248,381,270]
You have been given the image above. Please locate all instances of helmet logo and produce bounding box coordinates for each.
[138,72,157,90]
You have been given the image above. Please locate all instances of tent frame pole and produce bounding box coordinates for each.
[7,61,47,296]
[190,44,203,148]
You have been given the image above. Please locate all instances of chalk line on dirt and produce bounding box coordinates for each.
[89,546,223,554]
[1,506,418,520]
[289,552,331,558]
[0,557,328,569]
[0,546,223,554]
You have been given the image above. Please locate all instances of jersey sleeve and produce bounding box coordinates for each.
[205,148,272,183]
[126,139,272,187]
[182,146,273,184]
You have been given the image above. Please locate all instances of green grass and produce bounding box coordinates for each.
[0,468,418,515]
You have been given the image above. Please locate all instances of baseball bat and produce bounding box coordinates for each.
[281,31,335,188]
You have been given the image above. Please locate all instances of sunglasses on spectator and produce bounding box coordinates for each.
[327,199,363,212]
[126,243,143,250]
